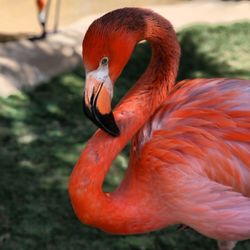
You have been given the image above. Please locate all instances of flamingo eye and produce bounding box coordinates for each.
[100,57,109,66]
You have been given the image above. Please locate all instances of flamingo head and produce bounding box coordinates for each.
[82,9,145,136]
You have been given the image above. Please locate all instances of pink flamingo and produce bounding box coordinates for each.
[36,0,60,38]
[36,0,48,38]
[69,8,250,250]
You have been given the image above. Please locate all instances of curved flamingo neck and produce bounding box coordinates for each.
[144,13,180,92]
[69,9,180,234]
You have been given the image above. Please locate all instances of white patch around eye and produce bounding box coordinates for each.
[85,63,113,99]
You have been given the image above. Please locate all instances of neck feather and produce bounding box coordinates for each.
[69,9,180,234]
[145,12,180,91]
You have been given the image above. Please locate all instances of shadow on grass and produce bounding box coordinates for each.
[1,22,250,250]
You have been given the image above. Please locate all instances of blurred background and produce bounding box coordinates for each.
[0,0,250,249]
[0,0,182,35]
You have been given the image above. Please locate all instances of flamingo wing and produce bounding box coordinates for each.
[170,173,250,241]
[136,78,250,186]
[129,78,250,240]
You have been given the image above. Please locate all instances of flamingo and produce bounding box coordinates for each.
[68,8,250,250]
[36,0,48,38]
[36,0,60,38]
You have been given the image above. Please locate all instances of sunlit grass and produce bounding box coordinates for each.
[0,22,250,250]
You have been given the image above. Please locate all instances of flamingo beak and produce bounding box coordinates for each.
[83,72,120,137]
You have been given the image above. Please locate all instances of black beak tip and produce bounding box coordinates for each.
[105,121,120,137]
[94,110,120,137]
[82,97,120,137]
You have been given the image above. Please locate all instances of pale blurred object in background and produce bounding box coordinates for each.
[36,0,48,38]
[0,0,184,35]
[34,0,61,39]
[0,0,249,36]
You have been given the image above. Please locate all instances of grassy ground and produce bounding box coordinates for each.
[1,22,250,250]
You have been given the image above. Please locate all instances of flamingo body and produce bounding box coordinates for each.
[69,8,250,250]
[134,78,250,240]
[36,0,47,11]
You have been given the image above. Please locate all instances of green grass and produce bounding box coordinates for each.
[178,22,250,80]
[1,22,250,250]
